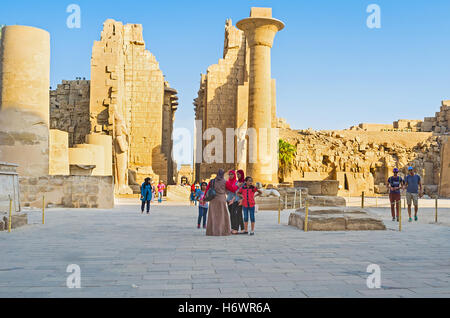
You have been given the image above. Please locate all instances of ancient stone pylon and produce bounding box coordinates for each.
[237,8,284,184]
[89,19,175,194]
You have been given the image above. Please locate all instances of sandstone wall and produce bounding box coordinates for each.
[90,19,170,191]
[20,175,114,209]
[198,19,247,179]
[280,128,443,196]
[49,129,70,175]
[0,162,20,213]
[50,80,90,147]
[439,137,450,197]
[421,100,450,133]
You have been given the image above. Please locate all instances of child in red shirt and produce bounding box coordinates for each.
[237,176,262,235]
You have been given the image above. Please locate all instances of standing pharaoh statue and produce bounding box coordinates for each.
[113,110,133,195]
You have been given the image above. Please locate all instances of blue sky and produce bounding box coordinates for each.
[1,0,450,134]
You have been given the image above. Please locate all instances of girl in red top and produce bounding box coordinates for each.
[237,176,262,235]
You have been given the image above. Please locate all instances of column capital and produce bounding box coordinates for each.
[236,17,284,48]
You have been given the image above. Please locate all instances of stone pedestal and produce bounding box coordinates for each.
[289,207,386,231]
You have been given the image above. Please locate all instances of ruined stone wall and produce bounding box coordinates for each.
[279,127,443,196]
[0,162,20,213]
[421,100,450,133]
[354,101,450,133]
[89,19,170,191]
[50,80,90,147]
[200,19,247,179]
[439,137,450,197]
[19,175,114,209]
[194,20,249,180]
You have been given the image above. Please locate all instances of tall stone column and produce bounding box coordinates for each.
[0,26,51,177]
[237,8,284,184]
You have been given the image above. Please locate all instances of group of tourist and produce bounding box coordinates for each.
[140,179,166,213]
[194,169,262,236]
[387,166,423,222]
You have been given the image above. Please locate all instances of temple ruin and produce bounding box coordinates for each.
[277,97,449,197]
[193,7,449,198]
[0,7,449,221]
[89,19,178,194]
[0,25,114,210]
[0,19,179,212]
[194,8,283,184]
[49,19,179,195]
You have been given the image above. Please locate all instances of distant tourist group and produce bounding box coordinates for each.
[140,179,166,213]
[387,166,423,222]
[191,169,262,236]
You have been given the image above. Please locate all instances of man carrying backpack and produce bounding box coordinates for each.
[387,168,403,222]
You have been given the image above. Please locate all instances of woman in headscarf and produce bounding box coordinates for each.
[235,169,246,233]
[226,170,238,234]
[205,169,231,236]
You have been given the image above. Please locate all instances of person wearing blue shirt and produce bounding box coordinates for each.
[140,177,153,214]
[194,185,202,206]
[404,166,423,222]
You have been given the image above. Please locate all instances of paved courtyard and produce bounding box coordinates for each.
[1,199,449,298]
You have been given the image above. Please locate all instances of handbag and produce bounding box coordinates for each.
[204,179,217,202]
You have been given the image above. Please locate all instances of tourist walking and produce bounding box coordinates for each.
[237,176,262,235]
[140,177,152,214]
[205,169,231,236]
[194,184,202,206]
[151,180,156,202]
[196,182,209,229]
[226,170,245,234]
[404,166,423,222]
[387,168,403,221]
[157,180,165,203]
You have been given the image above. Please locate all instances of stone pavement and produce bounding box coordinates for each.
[0,199,449,298]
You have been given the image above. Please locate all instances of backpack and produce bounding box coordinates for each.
[204,179,216,202]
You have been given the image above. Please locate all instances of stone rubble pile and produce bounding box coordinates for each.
[279,127,444,195]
